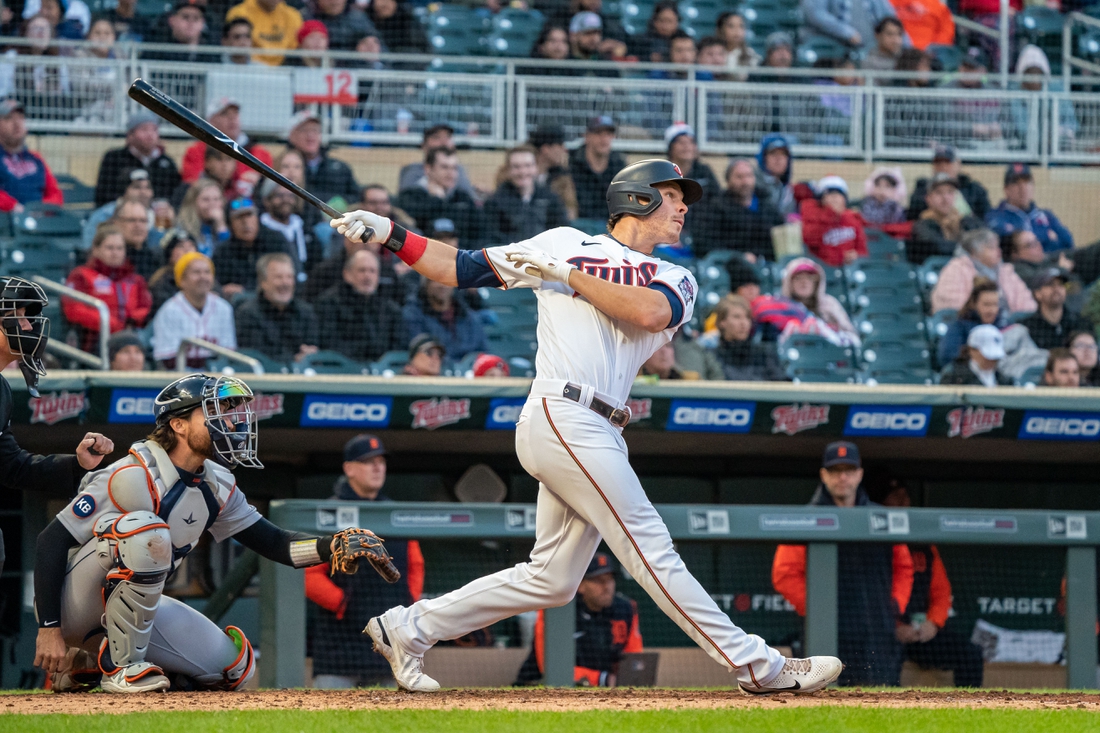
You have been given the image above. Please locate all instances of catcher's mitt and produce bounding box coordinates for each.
[330,528,401,583]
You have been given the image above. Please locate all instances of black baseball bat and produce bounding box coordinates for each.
[127,78,346,222]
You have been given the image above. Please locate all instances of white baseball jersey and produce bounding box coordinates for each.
[59,440,260,570]
[461,227,697,405]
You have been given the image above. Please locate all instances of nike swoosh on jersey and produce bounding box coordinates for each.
[580,241,603,246]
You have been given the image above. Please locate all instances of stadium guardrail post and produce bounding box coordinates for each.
[1065,546,1098,689]
[259,557,306,688]
[543,599,576,687]
[805,542,838,658]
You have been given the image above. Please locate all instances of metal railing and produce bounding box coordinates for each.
[175,337,264,374]
[31,276,108,369]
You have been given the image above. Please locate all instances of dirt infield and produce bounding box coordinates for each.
[5,688,1100,715]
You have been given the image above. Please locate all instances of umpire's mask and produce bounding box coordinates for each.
[0,277,50,397]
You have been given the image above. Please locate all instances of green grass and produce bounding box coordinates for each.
[1,708,1094,733]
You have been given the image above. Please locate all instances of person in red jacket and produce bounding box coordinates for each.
[800,176,867,267]
[0,98,63,213]
[62,224,153,354]
[180,97,273,199]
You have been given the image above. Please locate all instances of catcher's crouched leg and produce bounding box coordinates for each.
[142,595,257,691]
[94,511,173,693]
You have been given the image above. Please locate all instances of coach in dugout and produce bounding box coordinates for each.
[515,552,643,687]
[306,434,423,687]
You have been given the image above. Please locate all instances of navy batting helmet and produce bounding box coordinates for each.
[606,159,703,218]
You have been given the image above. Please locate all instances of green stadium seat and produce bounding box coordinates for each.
[371,349,411,375]
[54,174,96,210]
[507,355,535,377]
[926,44,963,72]
[788,365,859,384]
[1,245,73,282]
[857,312,927,342]
[917,255,951,295]
[621,0,658,36]
[740,5,802,35]
[796,37,850,67]
[779,334,858,371]
[851,286,924,315]
[485,330,538,360]
[864,368,936,385]
[209,348,289,375]
[295,349,369,375]
[926,308,958,344]
[1017,364,1045,387]
[864,231,906,261]
[861,342,932,370]
[136,0,171,17]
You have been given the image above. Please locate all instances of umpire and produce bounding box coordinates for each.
[0,277,113,575]
[306,434,424,687]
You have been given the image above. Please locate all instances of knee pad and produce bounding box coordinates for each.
[94,512,172,668]
[221,626,256,691]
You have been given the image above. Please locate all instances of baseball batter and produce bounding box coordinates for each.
[33,373,399,693]
[332,159,842,694]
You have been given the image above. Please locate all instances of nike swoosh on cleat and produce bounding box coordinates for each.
[740,680,801,694]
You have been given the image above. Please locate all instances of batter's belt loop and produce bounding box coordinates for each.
[562,383,632,428]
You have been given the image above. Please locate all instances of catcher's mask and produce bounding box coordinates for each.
[0,277,50,397]
[155,374,263,469]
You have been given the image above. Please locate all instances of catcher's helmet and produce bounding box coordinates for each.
[0,276,50,397]
[606,159,703,218]
[154,373,262,469]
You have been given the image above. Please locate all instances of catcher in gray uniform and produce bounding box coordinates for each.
[33,373,397,693]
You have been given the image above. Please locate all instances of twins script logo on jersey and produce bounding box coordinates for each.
[410,398,471,430]
[626,398,652,422]
[251,393,285,421]
[770,403,830,435]
[946,406,1005,438]
[28,390,86,425]
[566,256,658,286]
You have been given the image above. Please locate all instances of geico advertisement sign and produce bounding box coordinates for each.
[108,389,161,423]
[1017,410,1100,441]
[665,399,755,433]
[300,395,393,427]
[485,397,526,430]
[843,406,931,437]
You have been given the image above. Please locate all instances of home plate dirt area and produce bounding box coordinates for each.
[4,688,1100,714]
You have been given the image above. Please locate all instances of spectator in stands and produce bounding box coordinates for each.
[1009,229,1076,288]
[1068,331,1100,387]
[909,173,983,263]
[892,47,932,87]
[695,36,729,80]
[879,483,983,688]
[572,118,626,222]
[287,110,360,208]
[484,145,569,245]
[754,134,795,217]
[632,0,680,62]
[664,123,720,205]
[260,179,322,281]
[694,158,783,260]
[930,228,1035,314]
[28,0,86,39]
[859,167,907,226]
[800,176,868,266]
[781,257,860,341]
[226,0,303,66]
[1013,46,1077,149]
[958,0,1020,71]
[801,0,900,50]
[936,277,1005,367]
[71,18,120,122]
[102,0,149,40]
[638,341,694,380]
[907,145,990,221]
[181,98,272,197]
[234,252,319,363]
[1019,268,1091,349]
[142,0,218,63]
[172,147,236,208]
[397,123,477,198]
[147,228,197,310]
[472,353,509,378]
[760,31,794,78]
[940,324,1013,386]
[213,197,291,299]
[396,147,484,247]
[314,249,406,362]
[402,334,444,376]
[530,125,578,221]
[307,0,378,51]
[63,224,153,354]
[0,98,62,212]
[360,183,418,234]
[306,434,424,688]
[951,47,1004,144]
[862,17,903,75]
[272,147,324,232]
[662,31,697,74]
[178,178,229,256]
[112,198,159,281]
[95,111,181,207]
[717,11,759,78]
[152,251,235,367]
[890,0,953,50]
[553,0,628,47]
[528,23,570,71]
[726,256,763,302]
[221,17,255,64]
[1043,348,1081,388]
[403,277,487,360]
[772,441,912,686]
[289,20,329,66]
[515,552,642,687]
[987,163,1074,254]
[567,11,623,68]
[1,15,70,104]
[709,295,785,381]
[302,227,403,303]
[108,331,146,371]
[367,0,427,53]
[83,168,155,249]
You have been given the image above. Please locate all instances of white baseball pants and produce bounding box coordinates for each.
[383,393,786,686]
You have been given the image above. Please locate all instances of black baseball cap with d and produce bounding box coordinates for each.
[822,441,861,468]
[344,434,386,462]
[585,552,615,578]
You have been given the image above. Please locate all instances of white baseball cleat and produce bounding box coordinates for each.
[364,616,441,692]
[100,662,170,694]
[738,656,843,695]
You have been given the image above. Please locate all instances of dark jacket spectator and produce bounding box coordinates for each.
[939,324,1014,386]
[986,164,1073,253]
[367,0,427,53]
[484,147,569,244]
[630,0,680,61]
[95,112,182,206]
[908,172,991,221]
[0,99,63,212]
[396,148,484,247]
[314,250,407,362]
[140,1,220,62]
[755,133,795,217]
[935,277,1006,367]
[396,123,479,198]
[570,118,627,220]
[402,281,488,360]
[63,226,153,353]
[287,111,360,207]
[307,0,380,50]
[695,158,783,258]
[259,179,324,280]
[909,173,984,263]
[234,254,319,364]
[211,201,292,295]
[708,295,786,381]
[664,123,720,249]
[1018,268,1091,349]
[301,239,405,304]
[112,198,161,281]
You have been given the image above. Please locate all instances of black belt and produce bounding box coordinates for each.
[562,383,631,428]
